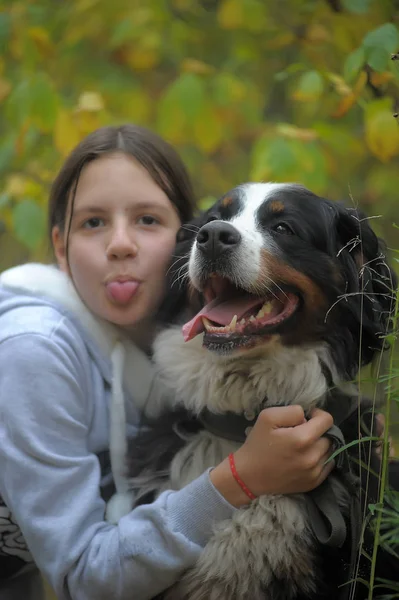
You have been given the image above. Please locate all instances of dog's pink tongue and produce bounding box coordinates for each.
[106,281,139,304]
[182,296,262,342]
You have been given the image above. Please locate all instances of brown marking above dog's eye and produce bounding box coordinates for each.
[269,200,285,213]
[222,195,233,208]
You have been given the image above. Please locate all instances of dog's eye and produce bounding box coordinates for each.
[272,223,295,235]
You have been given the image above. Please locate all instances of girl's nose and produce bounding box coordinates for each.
[106,224,138,260]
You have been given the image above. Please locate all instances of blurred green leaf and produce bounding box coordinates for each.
[293,71,324,101]
[0,193,11,210]
[12,199,46,250]
[344,47,365,81]
[162,73,206,121]
[367,47,390,72]
[251,137,297,180]
[110,18,135,48]
[342,0,373,13]
[363,23,399,54]
[199,195,218,210]
[4,80,31,128]
[0,12,11,54]
[30,74,59,131]
[0,136,16,175]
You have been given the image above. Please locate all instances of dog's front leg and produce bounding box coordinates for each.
[164,495,317,600]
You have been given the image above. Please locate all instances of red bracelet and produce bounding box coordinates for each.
[228,453,257,501]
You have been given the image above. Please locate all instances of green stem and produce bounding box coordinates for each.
[368,284,399,599]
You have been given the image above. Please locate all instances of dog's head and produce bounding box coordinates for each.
[160,183,396,379]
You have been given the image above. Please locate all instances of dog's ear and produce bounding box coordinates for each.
[157,211,207,325]
[334,204,397,366]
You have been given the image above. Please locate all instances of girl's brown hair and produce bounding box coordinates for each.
[48,124,196,241]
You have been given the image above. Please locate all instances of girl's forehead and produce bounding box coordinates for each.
[70,153,178,214]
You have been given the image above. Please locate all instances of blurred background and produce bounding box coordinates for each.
[0,0,399,271]
[0,2,398,597]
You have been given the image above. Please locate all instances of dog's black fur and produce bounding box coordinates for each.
[128,183,398,600]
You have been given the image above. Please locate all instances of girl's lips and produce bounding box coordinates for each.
[106,280,140,305]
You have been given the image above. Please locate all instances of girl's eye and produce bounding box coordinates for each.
[82,217,104,229]
[138,215,159,226]
[272,223,294,235]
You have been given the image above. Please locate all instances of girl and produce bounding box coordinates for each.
[0,124,335,600]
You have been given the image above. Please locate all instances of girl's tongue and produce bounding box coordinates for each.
[106,281,139,305]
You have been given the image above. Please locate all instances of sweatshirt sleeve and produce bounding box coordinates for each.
[0,326,235,600]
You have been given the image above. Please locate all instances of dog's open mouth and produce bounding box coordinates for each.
[182,275,299,351]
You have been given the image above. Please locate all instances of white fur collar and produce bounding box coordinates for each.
[0,262,161,412]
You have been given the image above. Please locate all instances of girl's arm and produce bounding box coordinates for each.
[0,321,234,600]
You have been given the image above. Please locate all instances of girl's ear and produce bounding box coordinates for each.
[51,226,69,274]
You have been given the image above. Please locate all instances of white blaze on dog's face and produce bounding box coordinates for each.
[178,181,394,361]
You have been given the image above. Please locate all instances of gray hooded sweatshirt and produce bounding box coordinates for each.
[0,263,234,599]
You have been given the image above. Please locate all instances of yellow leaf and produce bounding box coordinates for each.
[193,104,223,153]
[157,100,187,145]
[54,110,81,156]
[5,175,27,197]
[124,88,151,123]
[75,0,100,12]
[0,78,11,102]
[276,124,318,142]
[28,27,54,56]
[75,111,101,136]
[332,93,357,118]
[327,73,352,96]
[365,99,399,162]
[369,72,394,87]
[265,32,295,49]
[306,24,331,43]
[1,206,13,231]
[181,59,215,75]
[218,0,244,29]
[77,91,104,112]
[125,46,160,71]
[332,72,367,118]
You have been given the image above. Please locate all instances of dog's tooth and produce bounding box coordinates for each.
[229,315,238,331]
[262,301,273,314]
[202,317,213,331]
[249,315,256,322]
[256,308,265,319]
[239,318,246,326]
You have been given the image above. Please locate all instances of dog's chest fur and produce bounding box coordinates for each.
[153,326,332,418]
[147,327,343,600]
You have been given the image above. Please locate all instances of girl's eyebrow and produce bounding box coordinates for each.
[73,206,107,216]
[73,202,171,216]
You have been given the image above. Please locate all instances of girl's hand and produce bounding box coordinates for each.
[210,406,334,508]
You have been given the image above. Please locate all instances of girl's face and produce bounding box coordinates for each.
[52,153,181,328]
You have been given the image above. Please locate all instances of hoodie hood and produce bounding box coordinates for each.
[0,263,167,523]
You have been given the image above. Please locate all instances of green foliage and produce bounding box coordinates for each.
[0,0,398,261]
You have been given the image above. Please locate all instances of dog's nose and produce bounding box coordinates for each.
[196,221,241,257]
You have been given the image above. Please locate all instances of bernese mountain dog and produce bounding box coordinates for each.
[128,183,398,600]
